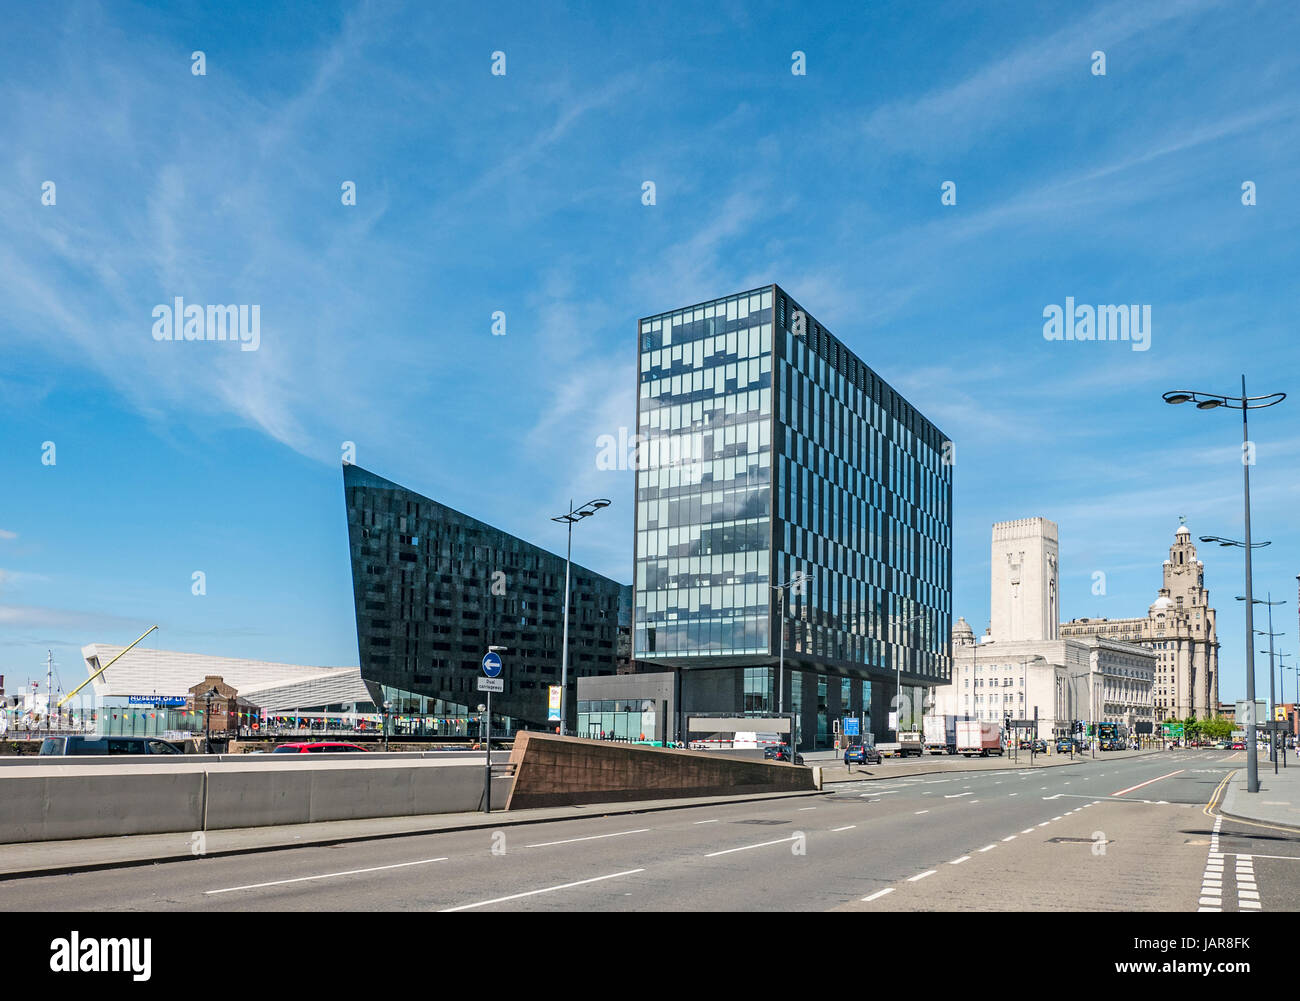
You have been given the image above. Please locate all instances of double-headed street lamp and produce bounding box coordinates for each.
[550,498,611,737]
[891,613,927,740]
[1164,378,1285,794]
[1242,593,1286,769]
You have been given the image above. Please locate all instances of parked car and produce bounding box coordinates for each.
[1056,738,1081,753]
[1231,741,1246,750]
[764,744,805,765]
[39,735,183,755]
[271,741,368,753]
[1030,739,1048,753]
[844,744,882,765]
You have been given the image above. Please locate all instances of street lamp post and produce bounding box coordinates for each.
[1242,593,1285,770]
[1165,379,1286,794]
[381,699,392,751]
[202,686,220,754]
[771,571,812,748]
[551,498,611,737]
[890,612,927,742]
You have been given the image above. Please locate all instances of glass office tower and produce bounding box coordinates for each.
[632,285,952,746]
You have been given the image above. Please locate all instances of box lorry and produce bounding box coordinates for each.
[879,730,925,757]
[957,720,1004,757]
[923,714,958,754]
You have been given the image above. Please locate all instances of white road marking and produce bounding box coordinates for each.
[207,857,448,895]
[949,855,971,865]
[1021,828,1035,834]
[915,810,930,814]
[693,819,719,825]
[798,807,817,811]
[1112,769,1184,797]
[525,829,650,848]
[862,888,894,902]
[1002,835,1017,842]
[441,868,645,912]
[832,825,856,832]
[705,835,801,858]
[978,844,997,853]
[945,792,972,799]
[908,870,936,882]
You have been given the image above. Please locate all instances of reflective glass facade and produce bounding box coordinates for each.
[634,288,774,659]
[633,285,952,725]
[344,465,629,731]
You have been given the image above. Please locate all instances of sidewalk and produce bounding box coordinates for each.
[1220,751,1300,829]
[0,788,822,881]
[820,747,1160,784]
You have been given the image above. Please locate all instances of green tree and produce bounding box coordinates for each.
[1200,716,1234,741]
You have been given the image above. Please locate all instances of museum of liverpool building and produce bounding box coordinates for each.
[623,284,953,749]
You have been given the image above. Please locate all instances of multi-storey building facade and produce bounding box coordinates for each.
[934,519,1155,737]
[344,464,629,732]
[1062,524,1219,720]
[631,284,953,746]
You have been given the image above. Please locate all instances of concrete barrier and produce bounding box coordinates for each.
[505,732,816,810]
[0,772,204,843]
[0,757,513,843]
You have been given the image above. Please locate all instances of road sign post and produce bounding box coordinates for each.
[481,651,504,814]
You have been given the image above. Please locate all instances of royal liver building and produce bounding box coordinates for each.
[1062,524,1219,720]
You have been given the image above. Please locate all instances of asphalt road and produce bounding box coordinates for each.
[5,749,1297,912]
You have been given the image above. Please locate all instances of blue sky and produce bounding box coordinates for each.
[2,0,1298,705]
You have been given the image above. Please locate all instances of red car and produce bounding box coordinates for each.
[271,741,368,753]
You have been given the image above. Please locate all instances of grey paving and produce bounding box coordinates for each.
[1221,752,1300,828]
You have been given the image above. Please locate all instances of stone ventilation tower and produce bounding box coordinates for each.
[989,518,1060,642]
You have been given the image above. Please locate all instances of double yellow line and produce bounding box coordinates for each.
[1204,766,1300,835]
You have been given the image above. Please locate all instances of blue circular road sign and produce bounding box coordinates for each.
[482,652,503,678]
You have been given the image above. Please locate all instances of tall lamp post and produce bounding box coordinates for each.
[1265,650,1292,767]
[1278,654,1296,758]
[892,613,928,741]
[550,498,611,736]
[1165,379,1286,794]
[1242,593,1286,769]
[771,571,812,748]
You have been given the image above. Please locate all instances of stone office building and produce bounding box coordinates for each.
[1062,524,1219,720]
[934,518,1155,737]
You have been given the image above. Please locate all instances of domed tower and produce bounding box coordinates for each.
[1154,522,1218,718]
[951,616,976,649]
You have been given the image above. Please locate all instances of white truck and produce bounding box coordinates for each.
[957,720,1004,757]
[923,714,958,754]
[878,730,924,758]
